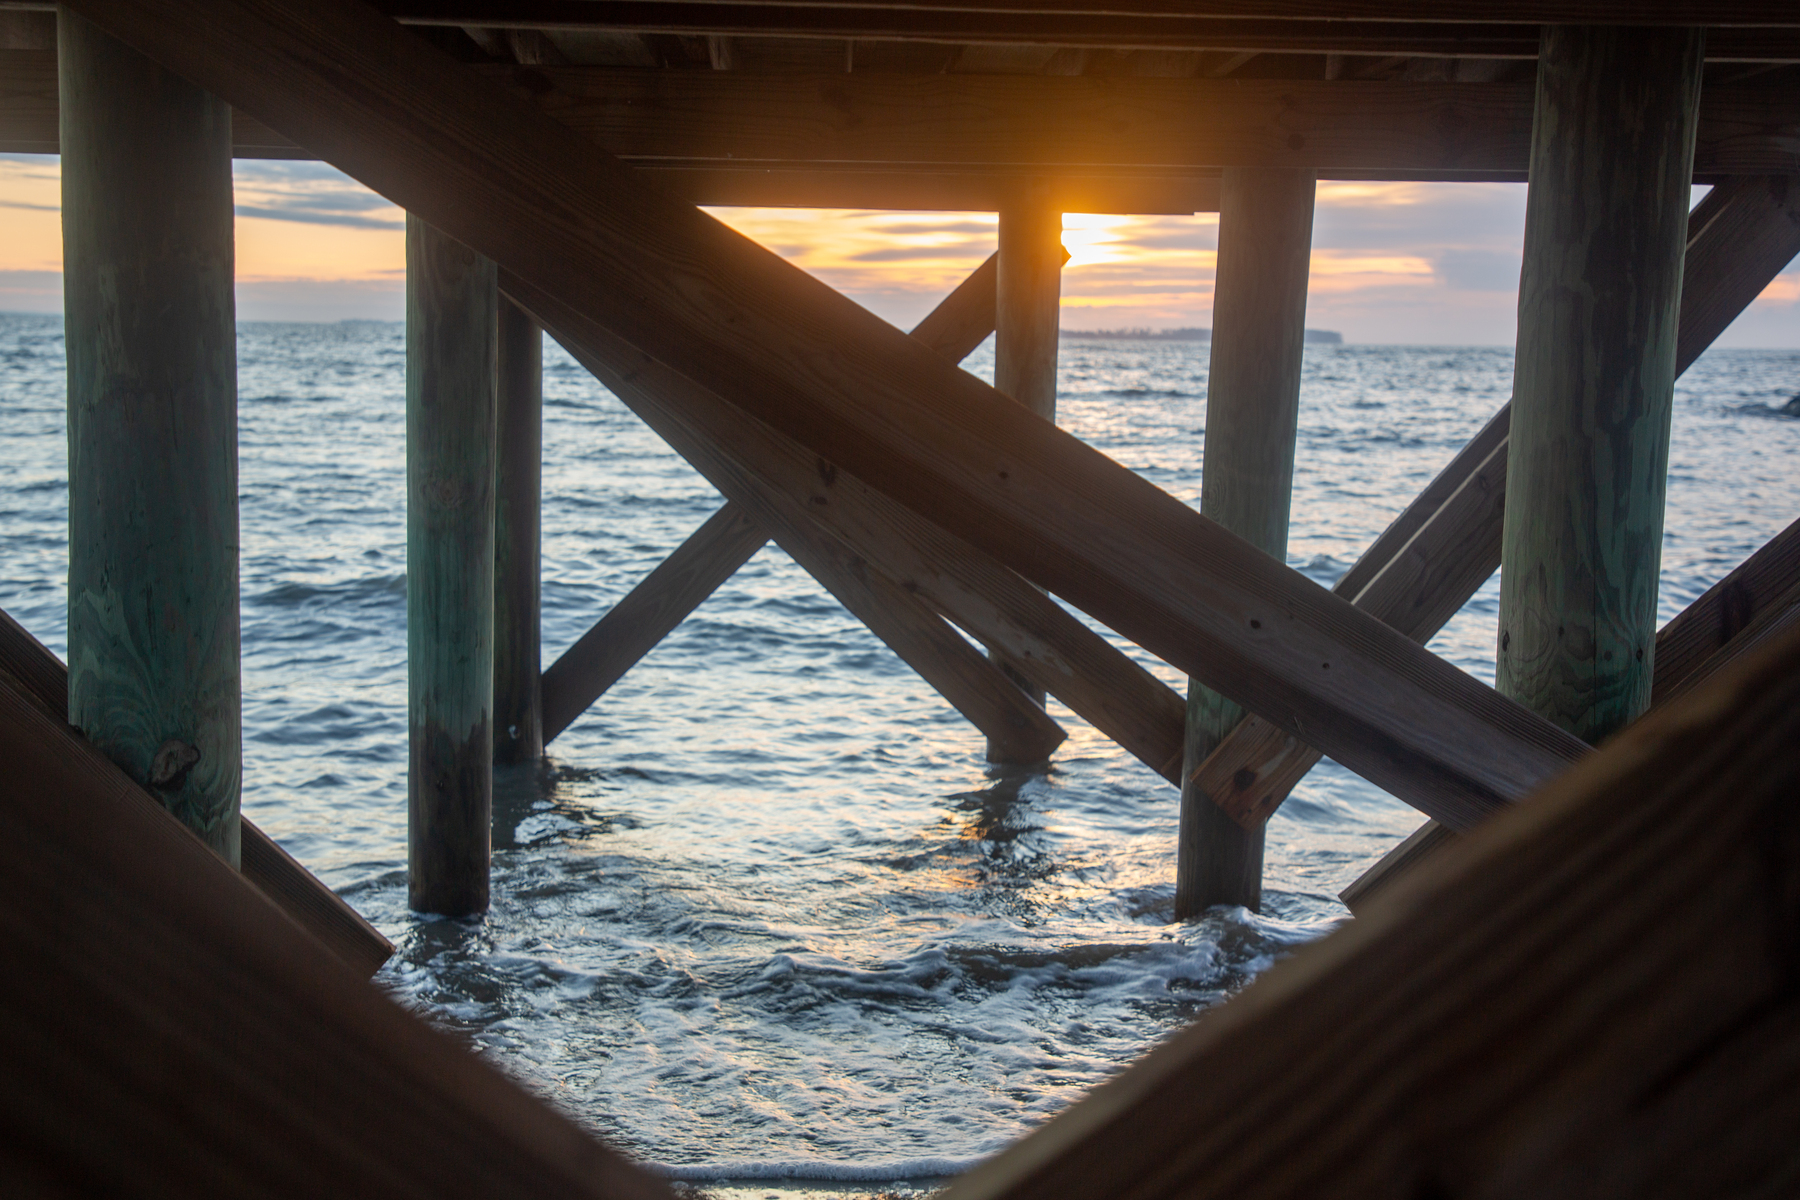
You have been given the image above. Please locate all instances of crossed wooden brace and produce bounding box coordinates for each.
[64,0,1800,867]
[537,173,1800,900]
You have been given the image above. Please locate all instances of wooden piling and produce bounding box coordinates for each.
[492,296,543,765]
[176,6,1591,828]
[988,187,1063,761]
[407,215,498,916]
[994,194,1062,424]
[59,8,242,865]
[1498,25,1704,744]
[1175,167,1315,918]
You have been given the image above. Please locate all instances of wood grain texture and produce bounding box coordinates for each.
[1331,404,1513,603]
[0,606,393,975]
[1176,166,1313,915]
[406,216,497,916]
[506,272,1191,784]
[493,296,544,765]
[59,10,243,864]
[943,622,1800,1200]
[0,669,673,1200]
[75,0,1587,836]
[1191,159,1795,837]
[4,50,1795,176]
[1498,25,1703,743]
[540,502,767,744]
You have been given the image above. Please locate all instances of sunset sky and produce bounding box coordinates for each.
[1,153,1795,346]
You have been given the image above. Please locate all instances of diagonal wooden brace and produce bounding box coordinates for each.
[81,0,1589,830]
[537,254,1002,748]
[1342,512,1800,910]
[1191,173,1800,834]
[509,270,1190,783]
[540,501,767,745]
[0,607,393,977]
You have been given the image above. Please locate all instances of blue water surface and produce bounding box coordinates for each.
[3,312,1797,1179]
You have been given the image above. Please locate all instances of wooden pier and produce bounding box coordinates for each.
[2,0,1798,1191]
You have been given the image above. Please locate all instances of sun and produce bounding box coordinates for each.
[1058,213,1138,268]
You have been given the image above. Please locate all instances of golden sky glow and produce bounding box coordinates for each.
[0,155,1794,346]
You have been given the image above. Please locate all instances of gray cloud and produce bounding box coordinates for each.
[232,203,402,230]
[1436,248,1523,292]
[850,242,990,262]
[232,160,403,230]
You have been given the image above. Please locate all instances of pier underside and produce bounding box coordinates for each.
[3,0,1799,1192]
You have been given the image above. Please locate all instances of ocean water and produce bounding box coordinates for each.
[4,313,1798,1188]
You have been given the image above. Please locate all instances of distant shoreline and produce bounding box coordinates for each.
[1062,326,1344,345]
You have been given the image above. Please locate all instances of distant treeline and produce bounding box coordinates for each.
[1062,327,1344,344]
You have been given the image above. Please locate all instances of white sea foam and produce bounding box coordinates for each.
[5,314,1796,1171]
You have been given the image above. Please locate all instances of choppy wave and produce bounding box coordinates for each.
[4,309,1797,1175]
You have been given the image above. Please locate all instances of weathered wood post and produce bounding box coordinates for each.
[1175,168,1316,918]
[1498,26,1704,744]
[407,215,498,916]
[492,297,542,765]
[988,185,1063,762]
[59,9,243,865]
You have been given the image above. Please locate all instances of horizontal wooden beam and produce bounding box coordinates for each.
[943,623,1800,1200]
[2,50,1794,181]
[642,166,1221,214]
[511,68,1800,176]
[374,3,1800,59]
[0,606,393,977]
[540,501,766,744]
[13,0,1800,25]
[0,656,675,1198]
[1190,172,1800,836]
[87,0,1589,832]
[455,0,1800,24]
